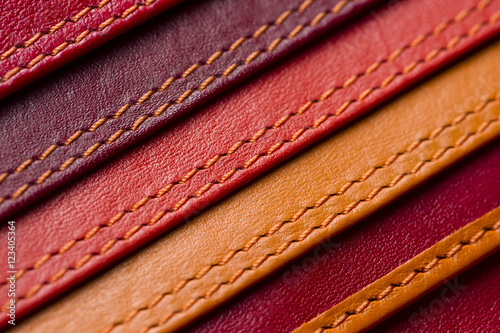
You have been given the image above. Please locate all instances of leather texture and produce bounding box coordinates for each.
[371,252,500,332]
[1,0,499,322]
[187,139,500,333]
[0,0,183,99]
[8,38,500,332]
[294,206,500,333]
[0,0,380,219]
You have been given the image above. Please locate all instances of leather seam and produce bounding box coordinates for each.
[0,0,112,62]
[1,4,496,300]
[318,217,500,332]
[0,0,356,201]
[2,0,161,82]
[109,93,500,333]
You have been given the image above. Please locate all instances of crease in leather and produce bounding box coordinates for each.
[0,0,378,219]
[293,206,500,333]
[10,38,500,333]
[4,0,499,307]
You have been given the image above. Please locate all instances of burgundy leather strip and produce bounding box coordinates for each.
[0,0,184,99]
[184,140,500,333]
[370,252,500,332]
[1,0,500,322]
[0,0,379,219]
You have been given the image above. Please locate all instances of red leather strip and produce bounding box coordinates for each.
[1,0,500,323]
[0,0,379,219]
[0,0,183,99]
[370,252,500,332]
[184,140,500,333]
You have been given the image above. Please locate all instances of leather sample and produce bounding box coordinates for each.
[9,37,500,332]
[2,0,500,321]
[294,207,500,333]
[371,253,500,332]
[187,139,500,333]
[0,0,380,219]
[0,0,183,98]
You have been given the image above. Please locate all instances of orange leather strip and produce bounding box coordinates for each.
[293,206,500,333]
[11,38,500,333]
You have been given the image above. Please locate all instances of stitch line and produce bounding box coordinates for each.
[110,96,500,333]
[0,0,345,199]
[0,5,495,299]
[0,0,491,196]
[318,220,500,332]
[0,0,112,62]
[2,0,161,82]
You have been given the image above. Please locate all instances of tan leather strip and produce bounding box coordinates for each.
[12,42,500,333]
[293,206,500,333]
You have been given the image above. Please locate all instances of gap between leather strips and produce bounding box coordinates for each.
[311,210,500,333]
[103,94,500,333]
[0,0,113,62]
[0,4,497,302]
[0,0,358,203]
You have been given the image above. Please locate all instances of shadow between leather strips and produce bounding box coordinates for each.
[2,0,500,324]
[0,0,379,219]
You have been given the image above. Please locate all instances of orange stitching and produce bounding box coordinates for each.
[0,2,494,296]
[0,0,111,62]
[2,0,162,82]
[319,223,500,332]
[0,0,488,203]
[131,100,500,333]
[0,0,329,197]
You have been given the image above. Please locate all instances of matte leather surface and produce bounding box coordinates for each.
[0,0,183,98]
[294,207,500,332]
[2,0,499,322]
[371,252,500,333]
[0,0,379,218]
[187,140,500,333]
[8,39,500,332]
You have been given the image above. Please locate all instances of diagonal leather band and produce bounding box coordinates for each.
[294,206,500,333]
[10,36,500,333]
[3,0,500,323]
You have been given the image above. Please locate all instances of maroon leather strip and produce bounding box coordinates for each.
[1,0,500,322]
[184,140,500,333]
[0,0,183,99]
[0,0,379,219]
[370,252,500,332]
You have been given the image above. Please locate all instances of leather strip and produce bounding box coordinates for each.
[372,252,500,332]
[187,137,500,333]
[0,0,380,219]
[1,0,498,320]
[9,37,500,332]
[293,207,500,333]
[0,0,183,99]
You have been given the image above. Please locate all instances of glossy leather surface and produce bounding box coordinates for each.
[1,0,499,322]
[186,139,500,333]
[0,0,183,98]
[371,252,500,333]
[0,0,379,218]
[9,38,500,332]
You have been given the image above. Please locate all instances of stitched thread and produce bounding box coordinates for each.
[0,0,351,201]
[110,96,500,333]
[318,221,500,332]
[0,4,496,299]
[0,0,112,62]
